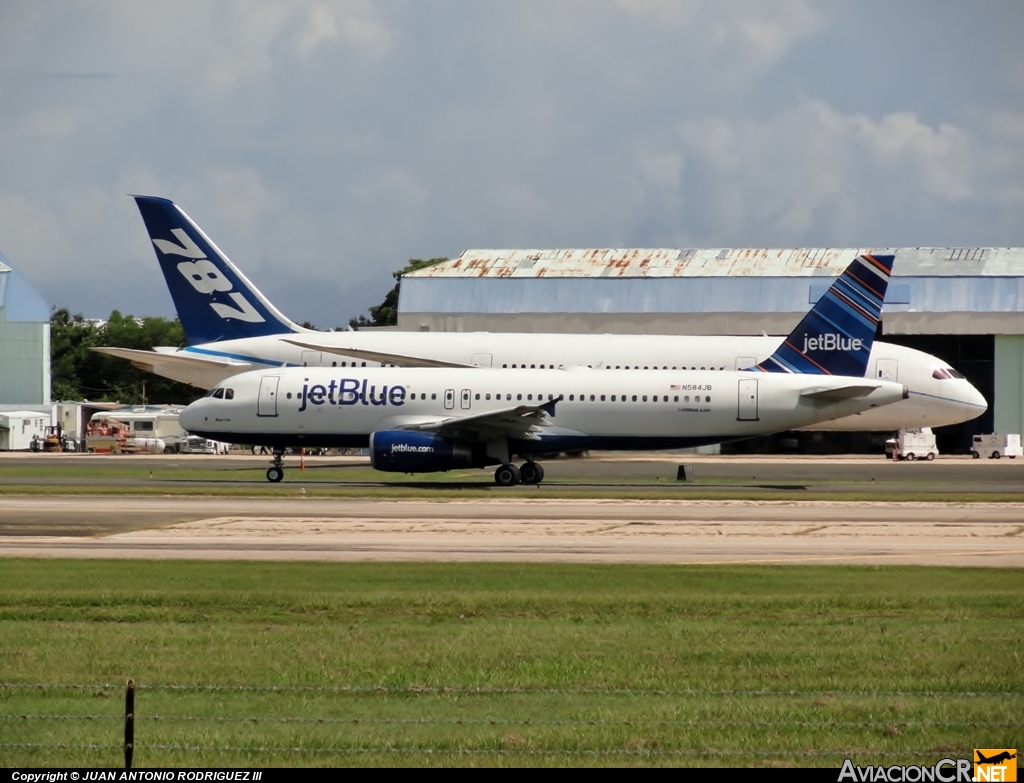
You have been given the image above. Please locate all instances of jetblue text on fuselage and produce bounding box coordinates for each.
[803,334,864,352]
[298,377,408,411]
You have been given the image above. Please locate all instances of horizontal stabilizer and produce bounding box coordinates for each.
[282,338,475,369]
[92,346,245,370]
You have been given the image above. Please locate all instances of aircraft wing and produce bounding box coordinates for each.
[800,384,882,403]
[398,396,563,440]
[282,339,475,369]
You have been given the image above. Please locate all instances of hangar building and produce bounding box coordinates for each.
[398,247,1024,448]
[0,252,50,406]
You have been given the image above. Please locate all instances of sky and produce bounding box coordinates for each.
[1,0,1022,328]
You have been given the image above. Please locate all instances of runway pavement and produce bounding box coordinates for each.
[3,496,1022,566]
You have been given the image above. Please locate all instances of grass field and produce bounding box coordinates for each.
[1,560,1021,767]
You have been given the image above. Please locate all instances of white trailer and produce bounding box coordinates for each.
[971,433,1022,459]
[0,410,53,451]
[885,428,939,461]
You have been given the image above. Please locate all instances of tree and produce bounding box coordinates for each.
[348,257,447,328]
[50,308,200,405]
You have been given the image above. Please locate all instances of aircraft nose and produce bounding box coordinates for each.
[178,402,204,432]
[966,382,988,416]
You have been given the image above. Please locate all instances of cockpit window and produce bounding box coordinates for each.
[224,389,234,400]
[932,369,952,380]
[212,388,225,398]
[947,368,965,380]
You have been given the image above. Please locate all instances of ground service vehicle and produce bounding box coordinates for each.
[885,428,938,461]
[971,433,1022,459]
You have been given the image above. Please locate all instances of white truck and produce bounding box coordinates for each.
[885,428,939,461]
[971,433,1022,459]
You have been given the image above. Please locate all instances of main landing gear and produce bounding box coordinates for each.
[494,461,545,487]
[266,448,285,483]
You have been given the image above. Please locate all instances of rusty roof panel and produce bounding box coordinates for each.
[409,248,1024,279]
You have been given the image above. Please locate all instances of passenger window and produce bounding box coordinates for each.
[486,393,491,400]
[684,396,690,402]
[610,395,616,401]
[517,394,522,400]
[632,395,637,402]
[642,395,647,402]
[475,393,480,400]
[332,361,337,367]
[506,394,512,401]
[502,364,508,368]
[431,393,437,400]
[361,362,366,367]
[569,395,575,401]
[600,395,606,401]
[531,364,535,369]
[662,395,668,402]
[590,394,595,401]
[705,395,711,402]
[527,394,533,400]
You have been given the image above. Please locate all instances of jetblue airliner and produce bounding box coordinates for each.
[98,196,987,432]
[180,254,909,484]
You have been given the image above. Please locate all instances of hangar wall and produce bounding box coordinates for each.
[0,255,52,406]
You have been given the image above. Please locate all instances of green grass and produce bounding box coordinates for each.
[1,561,1021,766]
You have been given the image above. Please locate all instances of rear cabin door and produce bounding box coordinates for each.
[737,379,759,421]
[444,388,455,410]
[460,389,472,409]
[876,358,898,382]
[257,376,280,417]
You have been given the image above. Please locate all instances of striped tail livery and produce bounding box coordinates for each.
[750,253,895,376]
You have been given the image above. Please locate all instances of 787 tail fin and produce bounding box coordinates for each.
[133,196,302,345]
[751,253,895,376]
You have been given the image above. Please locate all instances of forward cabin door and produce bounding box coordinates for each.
[876,358,898,382]
[737,379,759,421]
[257,376,280,417]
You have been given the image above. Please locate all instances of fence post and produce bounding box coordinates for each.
[125,678,135,770]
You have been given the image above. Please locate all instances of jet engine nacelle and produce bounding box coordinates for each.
[369,430,477,473]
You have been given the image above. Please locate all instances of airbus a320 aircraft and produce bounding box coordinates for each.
[179,254,909,484]
[96,196,987,432]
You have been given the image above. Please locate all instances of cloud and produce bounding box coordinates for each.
[669,100,1015,245]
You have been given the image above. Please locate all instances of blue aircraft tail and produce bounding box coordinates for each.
[133,196,302,345]
[751,253,895,376]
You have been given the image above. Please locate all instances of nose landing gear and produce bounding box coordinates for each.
[266,448,285,483]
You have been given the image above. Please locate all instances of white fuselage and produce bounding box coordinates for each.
[162,332,985,432]
[180,366,909,453]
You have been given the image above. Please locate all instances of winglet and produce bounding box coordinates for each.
[749,253,895,376]
[132,195,303,345]
[539,395,564,417]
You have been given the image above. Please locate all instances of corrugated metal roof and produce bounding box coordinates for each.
[409,247,1024,279]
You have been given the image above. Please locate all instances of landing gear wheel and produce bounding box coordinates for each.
[267,466,284,483]
[494,463,521,487]
[519,462,545,485]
